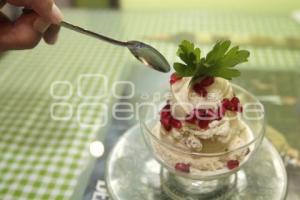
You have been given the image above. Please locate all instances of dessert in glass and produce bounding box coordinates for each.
[140,40,265,199]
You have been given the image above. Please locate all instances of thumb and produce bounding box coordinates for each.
[30,0,63,24]
[7,0,63,24]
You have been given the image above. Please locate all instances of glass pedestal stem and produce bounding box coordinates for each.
[160,167,237,200]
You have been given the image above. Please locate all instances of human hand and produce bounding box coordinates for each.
[0,0,63,51]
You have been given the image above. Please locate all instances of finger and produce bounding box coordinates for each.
[31,0,63,24]
[7,0,63,24]
[0,0,5,7]
[22,9,51,34]
[43,24,60,45]
[33,16,51,33]
[0,12,10,22]
[0,13,42,51]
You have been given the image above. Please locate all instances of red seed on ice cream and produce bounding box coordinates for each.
[170,118,182,129]
[227,160,239,170]
[160,104,172,131]
[175,163,191,173]
[170,73,182,84]
[192,83,208,97]
[199,76,214,87]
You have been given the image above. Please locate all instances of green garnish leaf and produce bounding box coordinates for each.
[173,40,201,77]
[173,63,194,76]
[173,40,250,85]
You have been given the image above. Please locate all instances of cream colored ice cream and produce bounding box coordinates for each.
[169,77,234,119]
[152,121,252,174]
[152,76,253,174]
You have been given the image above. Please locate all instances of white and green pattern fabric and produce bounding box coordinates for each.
[0,10,130,200]
[0,10,300,200]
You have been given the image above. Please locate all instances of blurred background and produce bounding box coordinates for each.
[55,0,299,13]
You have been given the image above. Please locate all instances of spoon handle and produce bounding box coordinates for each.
[0,0,129,47]
[60,21,128,47]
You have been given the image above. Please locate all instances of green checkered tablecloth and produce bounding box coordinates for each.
[0,10,300,200]
[0,10,130,200]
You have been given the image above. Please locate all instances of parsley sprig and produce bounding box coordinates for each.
[173,40,250,85]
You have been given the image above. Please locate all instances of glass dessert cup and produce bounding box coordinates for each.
[139,84,265,199]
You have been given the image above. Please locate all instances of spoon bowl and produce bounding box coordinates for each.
[127,41,170,73]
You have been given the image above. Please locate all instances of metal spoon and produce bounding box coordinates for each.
[61,21,170,73]
[0,0,170,72]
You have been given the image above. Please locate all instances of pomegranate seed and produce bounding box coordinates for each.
[161,111,170,119]
[162,104,171,110]
[160,104,171,118]
[186,109,207,123]
[198,120,210,129]
[170,118,182,129]
[160,117,172,131]
[227,160,239,170]
[196,109,206,117]
[192,83,201,91]
[222,98,234,111]
[231,97,240,105]
[200,76,214,87]
[206,108,220,120]
[175,163,190,173]
[231,97,240,111]
[222,98,230,108]
[185,114,197,124]
[170,73,182,84]
[160,104,172,131]
[193,83,208,97]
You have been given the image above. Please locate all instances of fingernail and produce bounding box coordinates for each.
[51,4,63,24]
[43,24,60,45]
[33,17,50,33]
[47,32,59,45]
